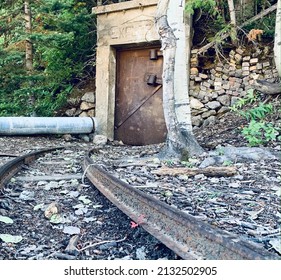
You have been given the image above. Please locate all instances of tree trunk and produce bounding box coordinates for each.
[253,80,281,94]
[274,0,281,77]
[24,0,33,71]
[155,0,204,159]
[227,0,237,45]
[235,0,256,24]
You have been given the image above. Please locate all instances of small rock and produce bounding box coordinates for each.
[19,190,35,201]
[63,226,81,235]
[80,101,94,111]
[93,135,108,146]
[44,202,60,219]
[206,101,221,110]
[190,97,204,110]
[62,134,73,142]
[136,246,146,260]
[81,92,95,103]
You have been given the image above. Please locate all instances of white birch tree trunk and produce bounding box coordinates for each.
[227,0,237,45]
[274,0,281,77]
[155,0,204,159]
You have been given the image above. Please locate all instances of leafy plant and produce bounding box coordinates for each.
[242,120,279,146]
[0,0,96,116]
[230,89,280,146]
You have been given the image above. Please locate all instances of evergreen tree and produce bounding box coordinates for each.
[0,0,96,116]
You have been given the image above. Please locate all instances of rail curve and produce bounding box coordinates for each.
[82,148,279,260]
[0,147,64,188]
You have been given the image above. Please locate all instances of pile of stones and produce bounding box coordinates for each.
[64,91,95,118]
[189,46,279,128]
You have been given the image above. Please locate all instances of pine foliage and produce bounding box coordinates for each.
[0,0,96,116]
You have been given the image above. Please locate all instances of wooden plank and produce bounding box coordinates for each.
[15,174,82,182]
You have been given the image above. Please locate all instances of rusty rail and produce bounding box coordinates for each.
[0,147,64,188]
[82,149,279,260]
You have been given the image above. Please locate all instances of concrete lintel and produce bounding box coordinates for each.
[93,0,158,15]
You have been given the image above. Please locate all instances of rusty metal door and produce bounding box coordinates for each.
[115,47,167,145]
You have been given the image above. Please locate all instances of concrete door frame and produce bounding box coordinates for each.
[93,0,192,141]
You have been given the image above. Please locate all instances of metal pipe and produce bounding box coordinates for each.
[0,117,96,135]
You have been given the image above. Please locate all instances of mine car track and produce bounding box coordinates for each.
[0,147,279,260]
[82,148,279,260]
[0,147,64,188]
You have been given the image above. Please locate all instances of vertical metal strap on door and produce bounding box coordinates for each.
[115,84,162,129]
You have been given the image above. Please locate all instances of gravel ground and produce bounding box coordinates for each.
[0,136,178,260]
[0,110,280,259]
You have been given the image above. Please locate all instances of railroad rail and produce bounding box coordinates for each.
[82,148,279,260]
[0,147,64,188]
[0,146,279,260]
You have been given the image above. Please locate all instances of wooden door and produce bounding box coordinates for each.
[115,47,167,145]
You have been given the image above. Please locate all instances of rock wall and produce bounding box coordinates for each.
[189,45,279,128]
[63,45,278,132]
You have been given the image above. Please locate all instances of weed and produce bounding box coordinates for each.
[230,89,280,146]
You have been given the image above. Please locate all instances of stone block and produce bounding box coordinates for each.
[202,81,211,88]
[190,97,204,109]
[195,76,202,82]
[218,106,230,114]
[202,110,216,119]
[242,71,250,76]
[218,89,226,95]
[190,67,199,75]
[250,58,258,65]
[206,101,221,110]
[211,92,218,99]
[217,95,231,106]
[243,56,251,61]
[242,62,250,67]
[236,47,245,55]
[235,53,242,63]
[81,92,95,103]
[80,101,95,111]
[199,73,208,79]
[231,96,240,106]
[262,61,270,67]
[203,116,217,127]
[65,108,76,117]
[222,83,230,90]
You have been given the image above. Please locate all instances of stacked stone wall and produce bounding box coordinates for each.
[189,45,279,128]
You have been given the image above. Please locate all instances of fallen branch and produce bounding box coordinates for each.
[197,3,278,55]
[78,235,127,252]
[65,235,80,255]
[252,80,281,95]
[151,166,237,177]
